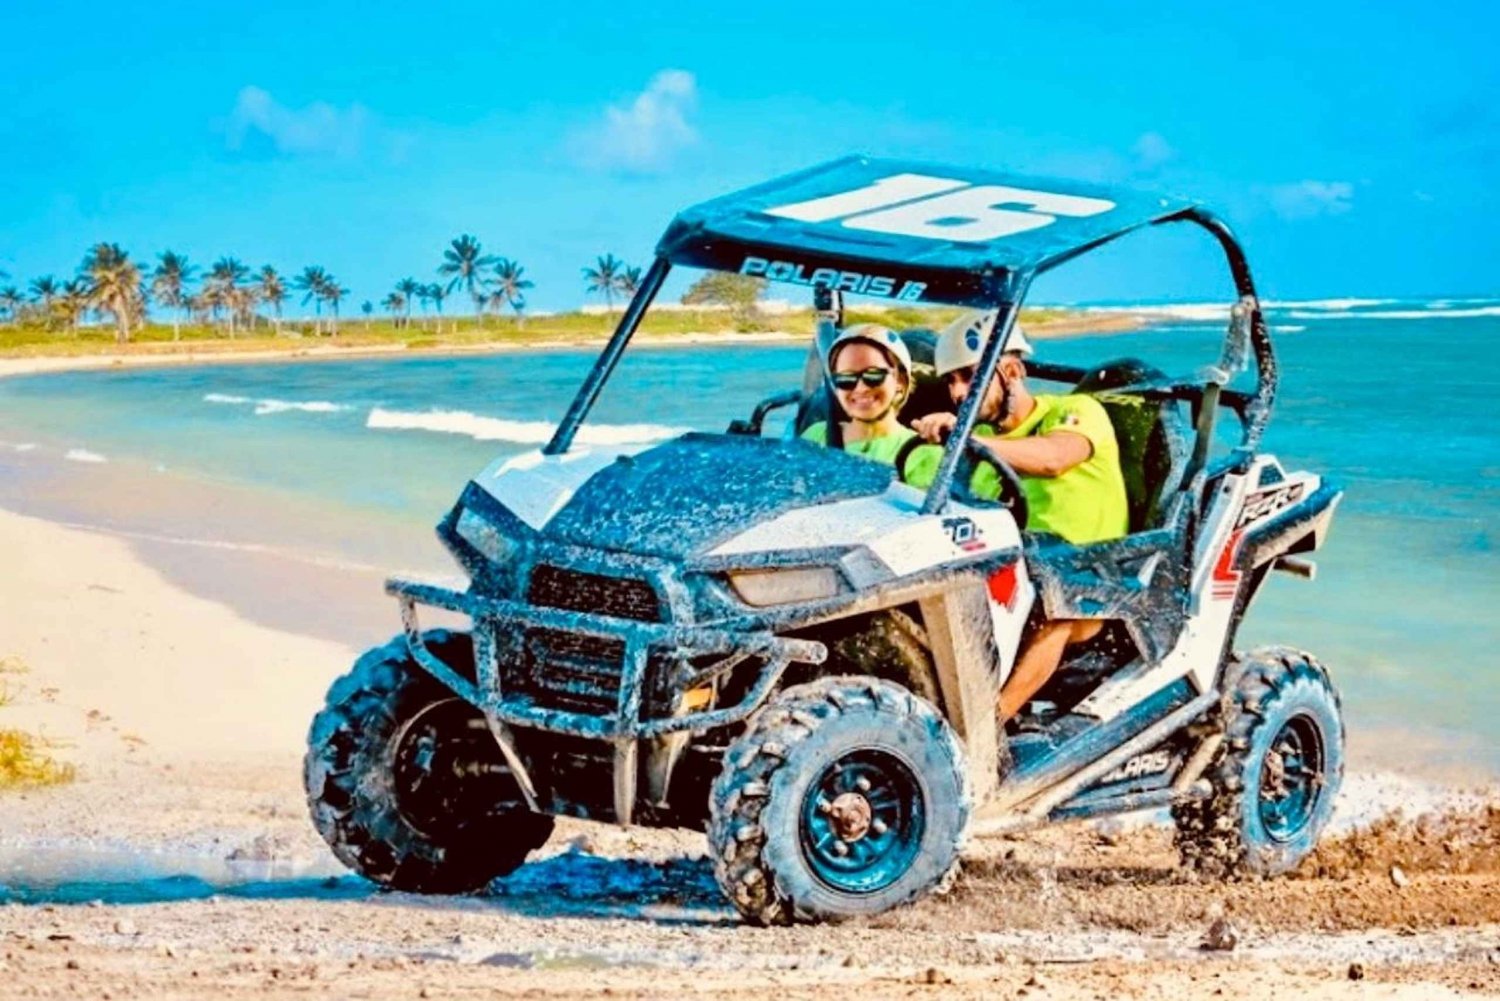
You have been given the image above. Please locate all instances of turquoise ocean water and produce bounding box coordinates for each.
[1,298,1496,773]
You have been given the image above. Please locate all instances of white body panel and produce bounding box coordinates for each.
[476,445,646,530]
[1077,456,1323,720]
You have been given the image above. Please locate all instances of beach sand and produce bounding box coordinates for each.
[2,505,1498,998]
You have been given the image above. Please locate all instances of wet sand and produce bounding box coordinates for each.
[2,506,1498,998]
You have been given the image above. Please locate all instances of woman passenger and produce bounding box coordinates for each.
[800,324,918,463]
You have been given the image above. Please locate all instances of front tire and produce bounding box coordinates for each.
[1174,646,1344,877]
[709,677,970,924]
[304,631,554,893]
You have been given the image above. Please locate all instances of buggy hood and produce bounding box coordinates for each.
[471,432,893,561]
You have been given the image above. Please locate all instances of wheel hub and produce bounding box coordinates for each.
[1257,713,1326,843]
[800,749,924,895]
[827,792,873,842]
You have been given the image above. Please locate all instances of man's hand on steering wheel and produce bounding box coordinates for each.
[957,436,1029,526]
[911,411,956,443]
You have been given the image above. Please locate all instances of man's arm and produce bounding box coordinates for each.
[973,431,1091,478]
[909,412,1093,478]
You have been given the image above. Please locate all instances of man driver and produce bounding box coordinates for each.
[911,311,1129,722]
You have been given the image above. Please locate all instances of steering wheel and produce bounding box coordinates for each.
[952,435,1029,529]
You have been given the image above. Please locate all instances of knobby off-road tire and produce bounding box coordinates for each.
[1173,646,1344,878]
[304,630,554,894]
[708,677,970,925]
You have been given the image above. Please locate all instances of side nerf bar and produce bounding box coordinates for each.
[386,575,827,740]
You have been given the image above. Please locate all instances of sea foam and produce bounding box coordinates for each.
[204,392,350,416]
[64,449,107,464]
[366,407,690,446]
[1285,305,1500,320]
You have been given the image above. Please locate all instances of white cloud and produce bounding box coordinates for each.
[224,86,371,158]
[1132,131,1175,170]
[1266,180,1355,220]
[572,69,698,172]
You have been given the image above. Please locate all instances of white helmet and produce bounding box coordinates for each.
[934,310,1033,376]
[825,323,914,382]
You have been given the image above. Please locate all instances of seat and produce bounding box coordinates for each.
[1073,359,1191,533]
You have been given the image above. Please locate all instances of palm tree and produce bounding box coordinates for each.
[150,251,196,341]
[395,277,422,328]
[81,243,144,343]
[293,265,331,334]
[426,283,447,332]
[382,291,406,319]
[256,265,287,335]
[186,291,211,326]
[619,265,643,299]
[582,254,628,315]
[204,257,252,336]
[58,278,90,332]
[489,258,534,325]
[319,279,348,335]
[437,235,496,324]
[0,286,21,325]
[29,276,60,326]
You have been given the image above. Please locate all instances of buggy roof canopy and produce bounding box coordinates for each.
[657,156,1196,306]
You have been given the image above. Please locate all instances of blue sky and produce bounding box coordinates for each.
[1,0,1495,312]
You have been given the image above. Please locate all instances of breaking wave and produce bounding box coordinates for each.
[1082,303,1230,322]
[1285,306,1500,320]
[203,393,350,416]
[1262,297,1399,310]
[366,408,691,446]
[64,448,107,464]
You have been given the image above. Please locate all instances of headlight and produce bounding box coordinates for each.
[728,566,841,607]
[454,508,518,567]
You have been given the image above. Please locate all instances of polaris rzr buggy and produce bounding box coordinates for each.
[305,156,1345,924]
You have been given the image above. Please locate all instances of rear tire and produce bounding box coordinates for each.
[709,677,970,925]
[1173,646,1344,878]
[304,631,554,893]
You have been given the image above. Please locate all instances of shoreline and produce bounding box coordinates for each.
[0,311,1146,381]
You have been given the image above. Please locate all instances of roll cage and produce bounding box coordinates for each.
[544,155,1277,519]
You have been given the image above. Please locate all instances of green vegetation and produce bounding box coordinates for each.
[0,304,1086,360]
[681,272,769,323]
[0,233,1099,359]
[0,656,76,790]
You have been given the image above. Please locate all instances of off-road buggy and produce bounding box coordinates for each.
[305,157,1345,923]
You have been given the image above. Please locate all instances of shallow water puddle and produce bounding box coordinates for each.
[0,845,731,921]
[0,845,365,905]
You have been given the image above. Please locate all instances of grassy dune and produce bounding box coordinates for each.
[0,305,1098,360]
[0,656,75,790]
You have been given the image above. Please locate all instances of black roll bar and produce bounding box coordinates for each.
[544,256,671,456]
[919,272,1032,516]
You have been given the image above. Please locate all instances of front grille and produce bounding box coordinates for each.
[512,627,625,715]
[527,564,661,622]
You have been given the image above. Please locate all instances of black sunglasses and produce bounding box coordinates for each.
[830,367,893,391]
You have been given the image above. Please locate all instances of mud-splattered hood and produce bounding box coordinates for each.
[475,432,892,560]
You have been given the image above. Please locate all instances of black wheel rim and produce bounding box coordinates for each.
[800,748,924,895]
[391,699,520,838]
[1258,713,1326,842]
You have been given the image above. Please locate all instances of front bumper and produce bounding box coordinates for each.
[387,575,827,741]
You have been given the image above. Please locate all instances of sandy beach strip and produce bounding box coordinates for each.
[0,505,354,768]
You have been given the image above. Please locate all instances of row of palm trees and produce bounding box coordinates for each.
[378,235,537,329]
[0,239,648,343]
[0,250,350,342]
